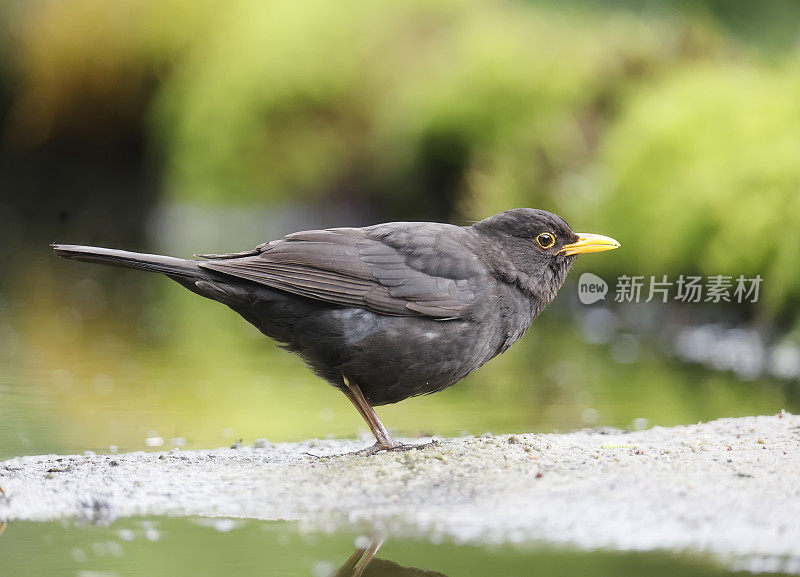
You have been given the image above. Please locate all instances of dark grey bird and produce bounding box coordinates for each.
[52,208,619,454]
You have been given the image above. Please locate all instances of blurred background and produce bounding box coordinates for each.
[1,0,799,460]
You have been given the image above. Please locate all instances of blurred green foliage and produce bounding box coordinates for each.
[2,0,799,317]
[151,0,727,219]
[590,62,800,317]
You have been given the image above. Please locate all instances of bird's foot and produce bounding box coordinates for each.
[353,439,437,456]
[353,440,397,456]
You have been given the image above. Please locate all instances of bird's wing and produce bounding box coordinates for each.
[197,225,486,319]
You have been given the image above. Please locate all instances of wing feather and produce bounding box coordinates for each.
[198,225,486,319]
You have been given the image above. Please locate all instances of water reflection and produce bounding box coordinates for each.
[0,517,788,577]
[335,536,448,577]
[1,523,451,575]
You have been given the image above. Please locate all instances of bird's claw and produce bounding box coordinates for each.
[353,441,399,456]
[353,439,437,456]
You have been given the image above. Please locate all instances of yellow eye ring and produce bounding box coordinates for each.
[536,232,555,249]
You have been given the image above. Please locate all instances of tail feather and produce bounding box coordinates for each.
[51,244,202,278]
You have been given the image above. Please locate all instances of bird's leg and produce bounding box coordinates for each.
[342,377,437,455]
[343,378,398,452]
[342,376,401,454]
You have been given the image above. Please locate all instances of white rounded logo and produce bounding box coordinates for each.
[578,272,608,304]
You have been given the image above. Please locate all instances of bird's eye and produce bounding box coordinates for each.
[536,232,556,249]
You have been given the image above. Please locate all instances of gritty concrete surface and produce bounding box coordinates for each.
[1,414,799,570]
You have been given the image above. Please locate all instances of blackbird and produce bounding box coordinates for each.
[52,208,619,454]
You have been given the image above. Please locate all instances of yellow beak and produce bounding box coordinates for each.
[558,233,620,256]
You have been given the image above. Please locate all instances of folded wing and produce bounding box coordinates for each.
[197,225,485,320]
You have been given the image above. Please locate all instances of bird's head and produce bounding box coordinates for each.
[472,208,619,303]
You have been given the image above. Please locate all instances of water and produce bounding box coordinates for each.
[0,517,783,577]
